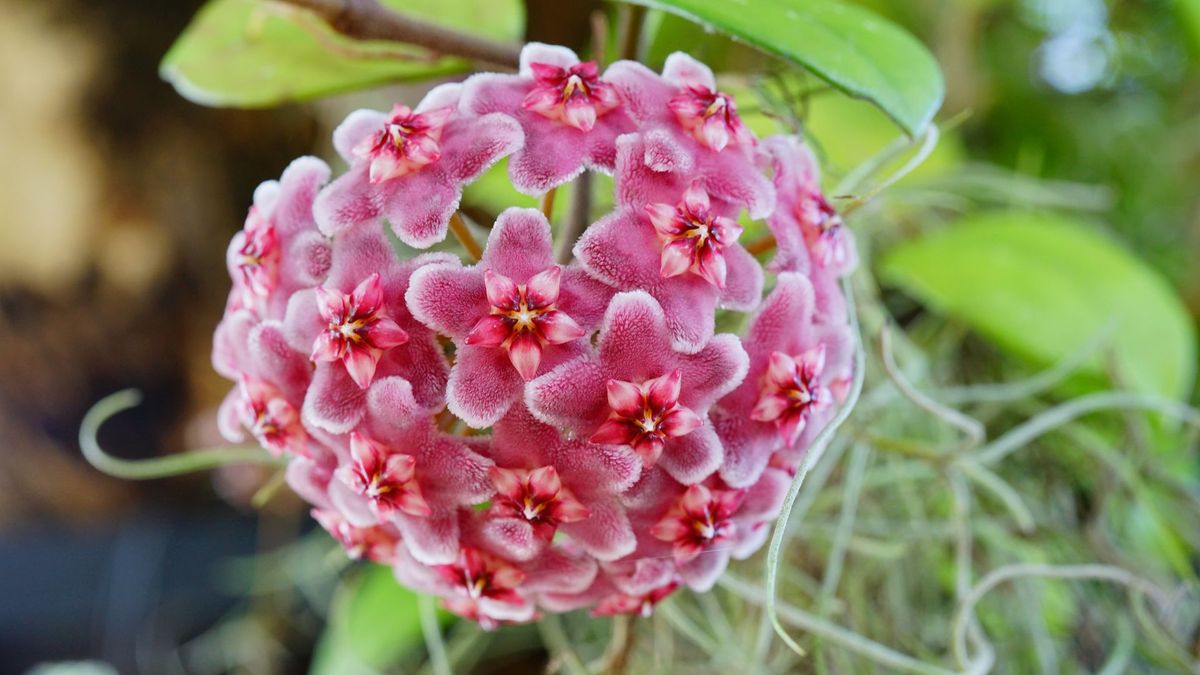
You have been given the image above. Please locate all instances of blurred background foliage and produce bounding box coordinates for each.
[2,0,1199,673]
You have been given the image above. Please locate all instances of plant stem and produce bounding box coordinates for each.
[617,4,646,60]
[556,172,592,263]
[419,594,452,675]
[274,0,520,68]
[449,212,483,261]
[540,187,557,220]
[80,389,284,480]
[590,10,609,66]
[744,234,776,256]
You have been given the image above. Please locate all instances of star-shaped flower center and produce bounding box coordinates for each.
[489,466,590,539]
[523,61,621,132]
[593,580,681,618]
[465,266,585,380]
[436,548,526,604]
[644,183,743,289]
[355,104,453,183]
[667,84,754,151]
[311,273,410,389]
[799,192,851,269]
[751,347,832,445]
[337,432,431,518]
[235,206,280,306]
[312,508,399,564]
[238,378,305,457]
[650,484,745,563]
[590,369,703,468]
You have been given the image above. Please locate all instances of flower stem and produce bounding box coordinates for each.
[79,389,284,480]
[540,187,557,220]
[275,0,520,68]
[556,172,592,264]
[744,234,777,256]
[617,4,646,61]
[419,594,452,675]
[449,212,483,261]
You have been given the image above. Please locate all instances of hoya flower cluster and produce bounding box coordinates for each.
[213,44,857,627]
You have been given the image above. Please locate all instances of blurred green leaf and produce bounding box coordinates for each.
[880,211,1197,399]
[161,0,523,108]
[1174,0,1200,57]
[311,563,441,675]
[1122,488,1195,578]
[642,11,766,72]
[616,0,944,136]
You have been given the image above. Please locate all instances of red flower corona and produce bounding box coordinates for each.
[354,104,452,184]
[465,266,586,380]
[336,432,431,518]
[668,84,754,152]
[644,183,743,288]
[591,370,704,467]
[489,465,590,539]
[650,484,745,563]
[523,60,621,132]
[750,347,832,445]
[311,273,409,389]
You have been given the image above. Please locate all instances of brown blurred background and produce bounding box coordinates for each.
[0,1,321,671]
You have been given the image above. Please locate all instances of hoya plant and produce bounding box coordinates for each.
[81,1,1200,673]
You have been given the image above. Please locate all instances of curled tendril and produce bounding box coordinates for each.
[763,276,867,657]
[79,389,286,480]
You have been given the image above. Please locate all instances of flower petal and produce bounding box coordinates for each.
[465,315,511,348]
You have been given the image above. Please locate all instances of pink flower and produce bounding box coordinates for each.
[436,548,529,629]
[643,182,744,288]
[336,431,431,518]
[312,508,400,564]
[524,60,621,132]
[575,153,763,352]
[592,580,680,617]
[327,376,494,566]
[650,484,745,564]
[489,466,590,540]
[750,347,832,445]
[284,227,453,435]
[311,273,410,390]
[713,273,855,488]
[464,266,586,380]
[760,135,858,277]
[407,208,612,427]
[483,405,641,562]
[604,53,774,218]
[314,84,523,247]
[217,156,331,338]
[590,370,704,468]
[527,291,748,484]
[231,206,280,309]
[209,46,862,624]
[668,85,754,152]
[354,104,452,184]
[461,43,635,195]
[236,377,307,457]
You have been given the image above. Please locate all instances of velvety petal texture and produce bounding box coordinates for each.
[210,46,857,626]
[461,43,637,195]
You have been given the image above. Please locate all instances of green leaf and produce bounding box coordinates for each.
[618,0,944,136]
[161,0,523,108]
[1174,0,1200,58]
[311,563,442,674]
[879,211,1197,399]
